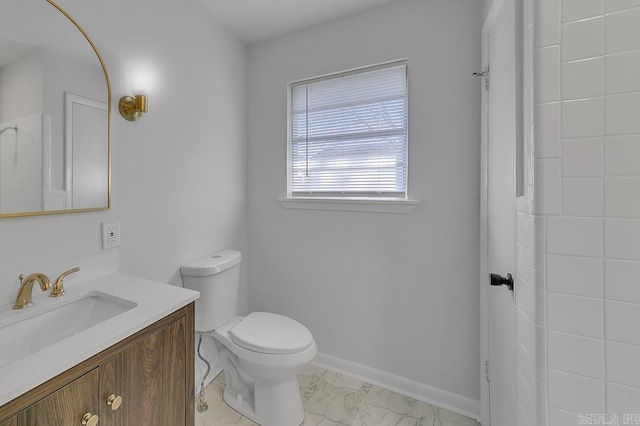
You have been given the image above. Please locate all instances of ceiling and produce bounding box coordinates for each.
[194,0,404,44]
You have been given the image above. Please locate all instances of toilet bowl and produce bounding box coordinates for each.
[181,250,317,426]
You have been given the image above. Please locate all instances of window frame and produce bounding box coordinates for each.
[284,59,419,212]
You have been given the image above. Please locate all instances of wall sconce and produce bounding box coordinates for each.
[119,65,154,122]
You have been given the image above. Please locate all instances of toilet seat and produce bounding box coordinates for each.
[228,312,313,355]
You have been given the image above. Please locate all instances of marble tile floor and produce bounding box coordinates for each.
[195,365,480,426]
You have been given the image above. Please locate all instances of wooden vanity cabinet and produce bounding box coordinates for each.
[0,417,16,426]
[0,303,195,426]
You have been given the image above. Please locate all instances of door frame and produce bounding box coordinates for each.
[64,92,108,209]
[481,0,526,423]
[479,1,507,424]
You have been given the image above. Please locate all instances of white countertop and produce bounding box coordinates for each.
[0,272,199,407]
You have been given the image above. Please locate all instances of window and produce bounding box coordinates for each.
[288,60,408,200]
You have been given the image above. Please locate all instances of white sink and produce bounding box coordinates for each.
[0,291,136,368]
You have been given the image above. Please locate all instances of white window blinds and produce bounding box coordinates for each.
[289,61,408,198]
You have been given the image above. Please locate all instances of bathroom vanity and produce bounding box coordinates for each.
[0,273,199,426]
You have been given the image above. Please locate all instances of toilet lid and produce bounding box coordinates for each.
[229,312,313,355]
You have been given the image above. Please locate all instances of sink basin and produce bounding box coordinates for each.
[0,292,136,368]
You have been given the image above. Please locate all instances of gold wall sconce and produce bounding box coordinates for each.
[119,65,154,122]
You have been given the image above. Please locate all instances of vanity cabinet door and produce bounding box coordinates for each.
[100,317,188,426]
[21,368,99,425]
[99,353,123,425]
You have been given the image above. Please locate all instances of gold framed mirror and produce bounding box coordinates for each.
[0,0,111,218]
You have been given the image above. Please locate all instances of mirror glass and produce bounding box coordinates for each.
[0,0,110,217]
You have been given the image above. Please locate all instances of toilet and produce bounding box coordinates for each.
[181,249,317,426]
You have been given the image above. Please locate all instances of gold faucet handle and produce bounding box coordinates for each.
[51,267,80,297]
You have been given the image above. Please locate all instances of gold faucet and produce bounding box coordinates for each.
[14,273,52,309]
[51,267,80,297]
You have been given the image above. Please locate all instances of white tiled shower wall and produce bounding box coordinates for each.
[532,0,640,424]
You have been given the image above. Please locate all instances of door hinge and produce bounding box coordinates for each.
[484,360,491,382]
[473,67,489,91]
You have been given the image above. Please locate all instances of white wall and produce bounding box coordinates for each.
[533,0,640,424]
[482,0,494,22]
[0,0,248,314]
[0,53,44,214]
[0,52,42,122]
[0,115,44,214]
[247,0,482,414]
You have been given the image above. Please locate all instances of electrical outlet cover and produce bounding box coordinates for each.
[102,221,121,250]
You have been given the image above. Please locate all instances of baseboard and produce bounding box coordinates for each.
[313,352,480,421]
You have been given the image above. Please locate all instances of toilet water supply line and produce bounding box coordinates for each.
[196,333,210,412]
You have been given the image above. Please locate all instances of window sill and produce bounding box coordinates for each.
[277,197,421,214]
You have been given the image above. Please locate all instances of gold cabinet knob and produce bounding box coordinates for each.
[81,413,99,426]
[106,394,123,410]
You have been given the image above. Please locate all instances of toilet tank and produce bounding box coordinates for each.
[180,249,242,332]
